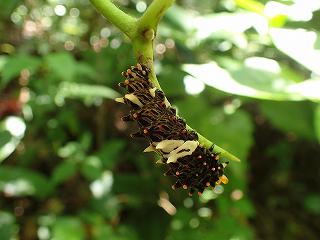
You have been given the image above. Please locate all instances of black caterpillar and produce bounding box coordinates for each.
[116,63,228,196]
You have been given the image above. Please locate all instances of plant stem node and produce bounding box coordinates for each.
[143,29,155,41]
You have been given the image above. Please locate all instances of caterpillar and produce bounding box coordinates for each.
[115,63,228,196]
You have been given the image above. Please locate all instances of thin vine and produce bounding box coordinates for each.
[90,0,240,162]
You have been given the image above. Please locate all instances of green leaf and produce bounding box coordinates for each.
[0,55,7,72]
[0,117,26,162]
[304,194,320,214]
[76,62,97,79]
[0,0,20,18]
[261,101,316,140]
[1,54,41,88]
[287,78,320,102]
[0,211,18,240]
[183,60,314,101]
[57,142,79,158]
[55,82,119,106]
[0,130,11,151]
[80,156,103,181]
[315,103,320,143]
[96,140,126,169]
[124,205,170,240]
[192,12,261,44]
[158,66,186,96]
[234,0,264,14]
[0,166,53,198]
[45,52,77,82]
[0,130,16,162]
[51,161,77,185]
[52,217,85,240]
[270,28,320,75]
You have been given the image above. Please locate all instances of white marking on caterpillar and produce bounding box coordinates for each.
[124,93,143,107]
[149,87,157,97]
[143,144,156,152]
[155,140,185,154]
[164,140,199,163]
[115,97,125,103]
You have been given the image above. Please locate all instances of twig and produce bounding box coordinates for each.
[90,0,137,39]
[90,0,240,162]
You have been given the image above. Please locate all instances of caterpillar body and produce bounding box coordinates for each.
[116,63,228,196]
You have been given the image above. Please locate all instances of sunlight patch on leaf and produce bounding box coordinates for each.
[270,28,320,75]
[90,170,113,198]
[192,12,269,45]
[287,79,320,102]
[0,167,52,198]
[0,117,26,162]
[183,59,305,101]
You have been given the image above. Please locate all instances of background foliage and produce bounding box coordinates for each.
[1,0,320,239]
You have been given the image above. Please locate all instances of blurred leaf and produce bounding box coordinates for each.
[0,130,17,162]
[212,214,254,240]
[270,28,320,75]
[51,161,77,185]
[158,65,186,96]
[80,156,103,181]
[96,140,126,168]
[0,130,11,151]
[207,109,253,181]
[165,5,194,33]
[304,194,320,214]
[52,217,85,240]
[80,212,139,240]
[0,0,20,18]
[55,82,119,106]
[90,195,120,219]
[45,52,77,82]
[0,117,26,162]
[1,54,41,88]
[235,0,264,14]
[58,142,80,158]
[260,101,316,140]
[89,170,113,198]
[0,55,7,72]
[0,166,53,198]
[315,103,320,143]
[125,205,170,240]
[287,79,320,102]
[0,211,18,240]
[113,174,157,197]
[76,62,97,79]
[183,60,313,101]
[192,12,264,42]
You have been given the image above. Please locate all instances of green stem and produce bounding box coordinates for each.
[90,0,240,162]
[131,0,175,89]
[138,0,175,31]
[90,0,137,39]
[195,130,241,162]
[132,38,160,89]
